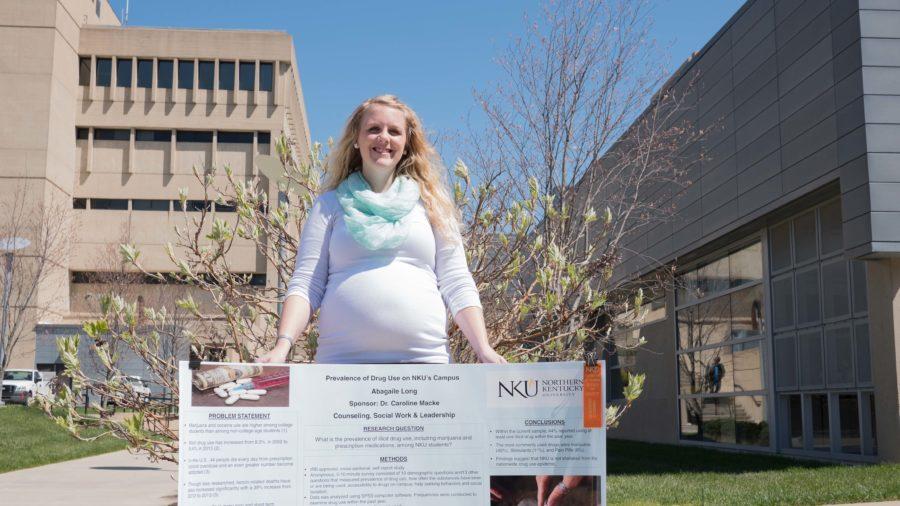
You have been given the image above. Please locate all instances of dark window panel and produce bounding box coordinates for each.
[249,274,266,286]
[217,131,253,144]
[239,61,255,91]
[93,129,130,141]
[76,128,89,140]
[116,58,132,87]
[198,60,214,90]
[90,198,128,210]
[72,198,87,209]
[137,59,153,88]
[215,202,236,213]
[178,60,194,89]
[176,131,214,143]
[79,57,91,86]
[135,129,171,142]
[258,131,271,145]
[185,200,212,212]
[157,59,173,88]
[132,199,170,211]
[96,57,111,86]
[218,61,235,90]
[259,62,273,91]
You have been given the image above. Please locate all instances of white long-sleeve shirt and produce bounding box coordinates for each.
[285,190,481,363]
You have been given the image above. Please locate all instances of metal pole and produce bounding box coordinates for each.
[0,252,13,371]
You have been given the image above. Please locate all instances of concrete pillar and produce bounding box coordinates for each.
[89,55,97,101]
[86,127,94,173]
[212,130,218,172]
[213,58,220,105]
[110,56,117,101]
[170,129,177,174]
[127,128,135,174]
[866,257,900,462]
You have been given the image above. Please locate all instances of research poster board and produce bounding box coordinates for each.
[179,361,606,505]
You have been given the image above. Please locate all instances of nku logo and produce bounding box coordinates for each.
[498,379,539,398]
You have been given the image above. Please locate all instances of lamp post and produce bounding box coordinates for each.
[0,236,30,406]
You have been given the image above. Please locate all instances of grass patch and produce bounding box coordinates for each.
[608,439,900,505]
[0,404,126,474]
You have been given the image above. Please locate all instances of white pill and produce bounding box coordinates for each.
[239,394,260,401]
[244,389,267,395]
[220,382,237,390]
[236,378,253,385]
[213,388,228,398]
[225,395,240,405]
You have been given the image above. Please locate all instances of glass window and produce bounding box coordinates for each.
[90,199,128,210]
[677,306,699,350]
[680,398,702,440]
[259,61,273,91]
[732,340,762,392]
[176,131,214,143]
[731,285,764,339]
[694,296,730,348]
[774,334,797,389]
[73,198,87,209]
[679,352,703,395]
[135,130,170,142]
[855,322,871,384]
[730,242,762,287]
[793,211,818,264]
[697,256,729,299]
[608,367,628,401]
[795,266,821,325]
[76,128,89,140]
[701,346,732,393]
[215,201,236,213]
[157,59,173,88]
[116,58,132,87]
[185,200,211,212]
[851,260,868,314]
[218,61,235,90]
[79,57,91,86]
[869,393,878,455]
[819,199,843,256]
[821,259,850,320]
[137,59,153,88]
[258,131,271,145]
[96,57,111,86]
[700,397,735,444]
[825,325,854,386]
[132,199,170,211]
[677,269,699,305]
[770,221,791,271]
[772,274,794,330]
[810,394,830,451]
[93,129,130,141]
[239,61,255,91]
[178,59,194,89]
[735,396,768,446]
[218,131,254,144]
[839,394,861,454]
[787,394,803,449]
[198,60,214,90]
[798,329,824,387]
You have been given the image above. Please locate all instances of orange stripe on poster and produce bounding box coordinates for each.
[583,362,604,428]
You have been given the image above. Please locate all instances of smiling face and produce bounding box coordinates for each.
[356,104,408,176]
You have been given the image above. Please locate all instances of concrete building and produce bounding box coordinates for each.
[603,0,900,462]
[0,0,310,383]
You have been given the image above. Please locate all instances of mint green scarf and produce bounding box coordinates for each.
[336,171,421,250]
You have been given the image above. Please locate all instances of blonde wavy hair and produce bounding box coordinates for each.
[324,95,460,239]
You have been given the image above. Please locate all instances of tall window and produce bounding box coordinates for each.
[676,241,768,447]
[79,57,91,86]
[198,60,214,90]
[116,58,132,87]
[96,57,111,86]
[218,61,235,90]
[770,198,875,457]
[239,61,255,91]
[178,60,194,90]
[259,62,273,91]
[137,59,153,88]
[157,59,173,88]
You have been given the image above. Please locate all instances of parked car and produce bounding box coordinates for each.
[2,369,51,404]
[109,375,152,406]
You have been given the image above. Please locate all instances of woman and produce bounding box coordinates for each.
[259,95,505,364]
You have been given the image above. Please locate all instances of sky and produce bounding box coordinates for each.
[113,0,745,163]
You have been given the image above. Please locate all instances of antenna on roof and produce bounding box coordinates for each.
[122,0,130,25]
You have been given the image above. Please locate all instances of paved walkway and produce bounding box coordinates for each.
[0,450,177,505]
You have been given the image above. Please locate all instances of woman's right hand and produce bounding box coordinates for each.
[256,338,292,364]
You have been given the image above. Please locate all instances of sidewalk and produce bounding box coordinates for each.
[0,450,177,505]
